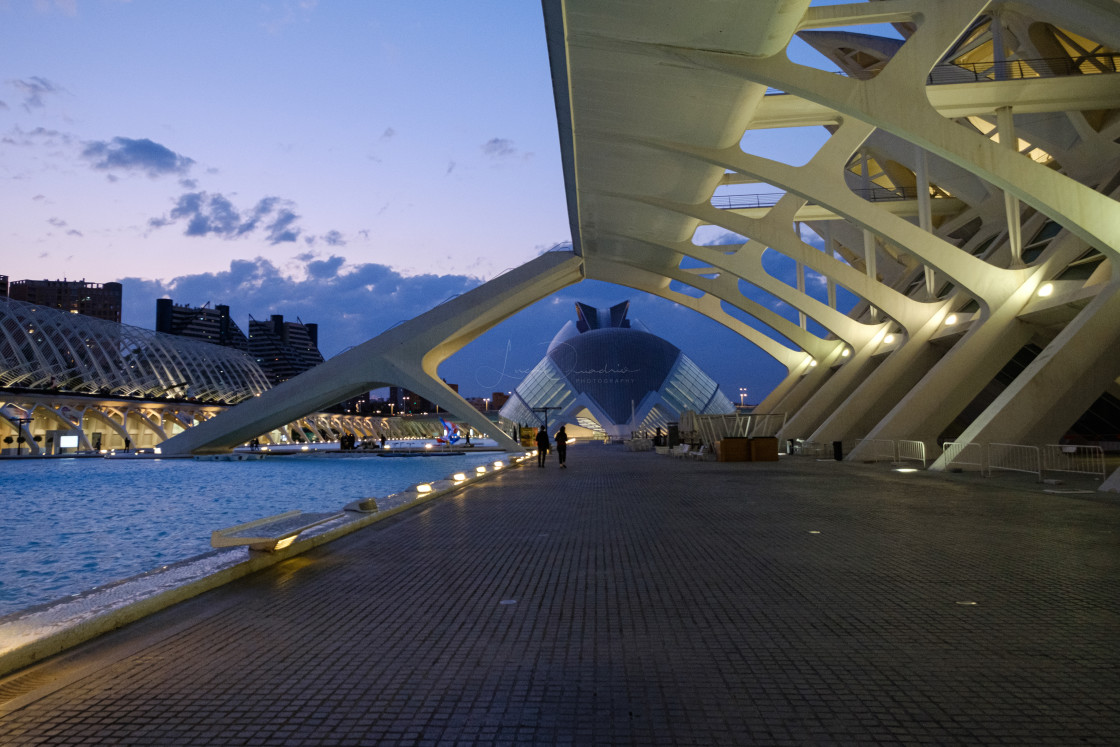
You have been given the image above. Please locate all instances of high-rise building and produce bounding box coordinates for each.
[247,314,324,386]
[155,299,248,350]
[7,278,122,322]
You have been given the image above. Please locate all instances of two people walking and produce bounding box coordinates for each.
[535,424,568,468]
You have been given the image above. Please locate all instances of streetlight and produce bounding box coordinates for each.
[483,398,490,411]
[738,387,748,407]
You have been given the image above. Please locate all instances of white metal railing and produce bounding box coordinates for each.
[1042,444,1106,480]
[941,441,985,473]
[988,443,1041,480]
[854,438,897,462]
[896,440,927,468]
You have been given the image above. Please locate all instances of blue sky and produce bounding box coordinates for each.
[2,1,850,402]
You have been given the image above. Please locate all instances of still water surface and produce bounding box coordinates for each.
[0,453,497,616]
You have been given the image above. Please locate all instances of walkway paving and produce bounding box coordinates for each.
[1,444,1119,745]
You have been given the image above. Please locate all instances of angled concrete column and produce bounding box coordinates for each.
[810,312,952,445]
[777,333,887,441]
[162,252,584,455]
[846,291,1040,457]
[931,282,1120,468]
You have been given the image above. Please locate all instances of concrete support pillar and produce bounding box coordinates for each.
[846,294,1039,457]
[795,221,807,329]
[810,330,944,446]
[778,342,882,442]
[931,283,1120,467]
[823,223,837,309]
[997,106,1024,266]
[864,230,878,320]
[914,145,936,298]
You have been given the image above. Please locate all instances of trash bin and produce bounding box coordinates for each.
[833,441,843,461]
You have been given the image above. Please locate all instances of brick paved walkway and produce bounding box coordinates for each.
[2,444,1119,745]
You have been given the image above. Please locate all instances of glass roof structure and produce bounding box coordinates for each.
[1,297,270,405]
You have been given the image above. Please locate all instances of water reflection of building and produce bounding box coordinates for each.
[500,301,734,438]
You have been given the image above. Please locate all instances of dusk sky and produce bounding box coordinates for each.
[2,1,854,402]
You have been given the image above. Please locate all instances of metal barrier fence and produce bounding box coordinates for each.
[1042,444,1106,480]
[941,441,985,473]
[896,440,927,468]
[988,443,1041,481]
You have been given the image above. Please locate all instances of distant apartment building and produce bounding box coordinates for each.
[248,314,324,386]
[155,299,248,350]
[0,275,8,297]
[6,277,122,322]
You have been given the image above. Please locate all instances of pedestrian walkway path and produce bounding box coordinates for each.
[2,444,1119,744]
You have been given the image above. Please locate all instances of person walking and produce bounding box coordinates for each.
[535,425,550,467]
[554,425,568,468]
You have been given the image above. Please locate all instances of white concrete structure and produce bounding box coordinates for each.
[162,0,1120,469]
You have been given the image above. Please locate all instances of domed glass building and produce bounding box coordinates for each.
[499,301,734,438]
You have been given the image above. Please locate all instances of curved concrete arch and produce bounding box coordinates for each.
[586,257,808,371]
[634,122,1027,310]
[161,252,584,454]
[675,9,1120,260]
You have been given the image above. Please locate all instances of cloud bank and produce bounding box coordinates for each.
[82,136,195,178]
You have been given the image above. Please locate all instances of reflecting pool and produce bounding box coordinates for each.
[0,453,497,616]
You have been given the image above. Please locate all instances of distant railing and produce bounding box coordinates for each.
[926,54,1120,85]
[1042,444,1106,480]
[712,186,922,211]
[987,443,1041,481]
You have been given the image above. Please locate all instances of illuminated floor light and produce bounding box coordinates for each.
[1037,282,1054,297]
[476,466,487,474]
[945,314,958,326]
[452,472,467,481]
[884,334,896,344]
[894,467,918,473]
[416,483,432,494]
[809,530,821,534]
[493,460,504,469]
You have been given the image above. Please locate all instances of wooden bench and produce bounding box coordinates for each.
[211,510,344,552]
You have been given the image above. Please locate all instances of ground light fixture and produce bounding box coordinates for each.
[893,467,919,473]
[452,472,467,482]
[1038,282,1054,297]
[493,460,504,469]
[416,483,432,494]
[945,314,958,325]
[841,348,851,357]
[476,465,487,474]
[884,334,896,344]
